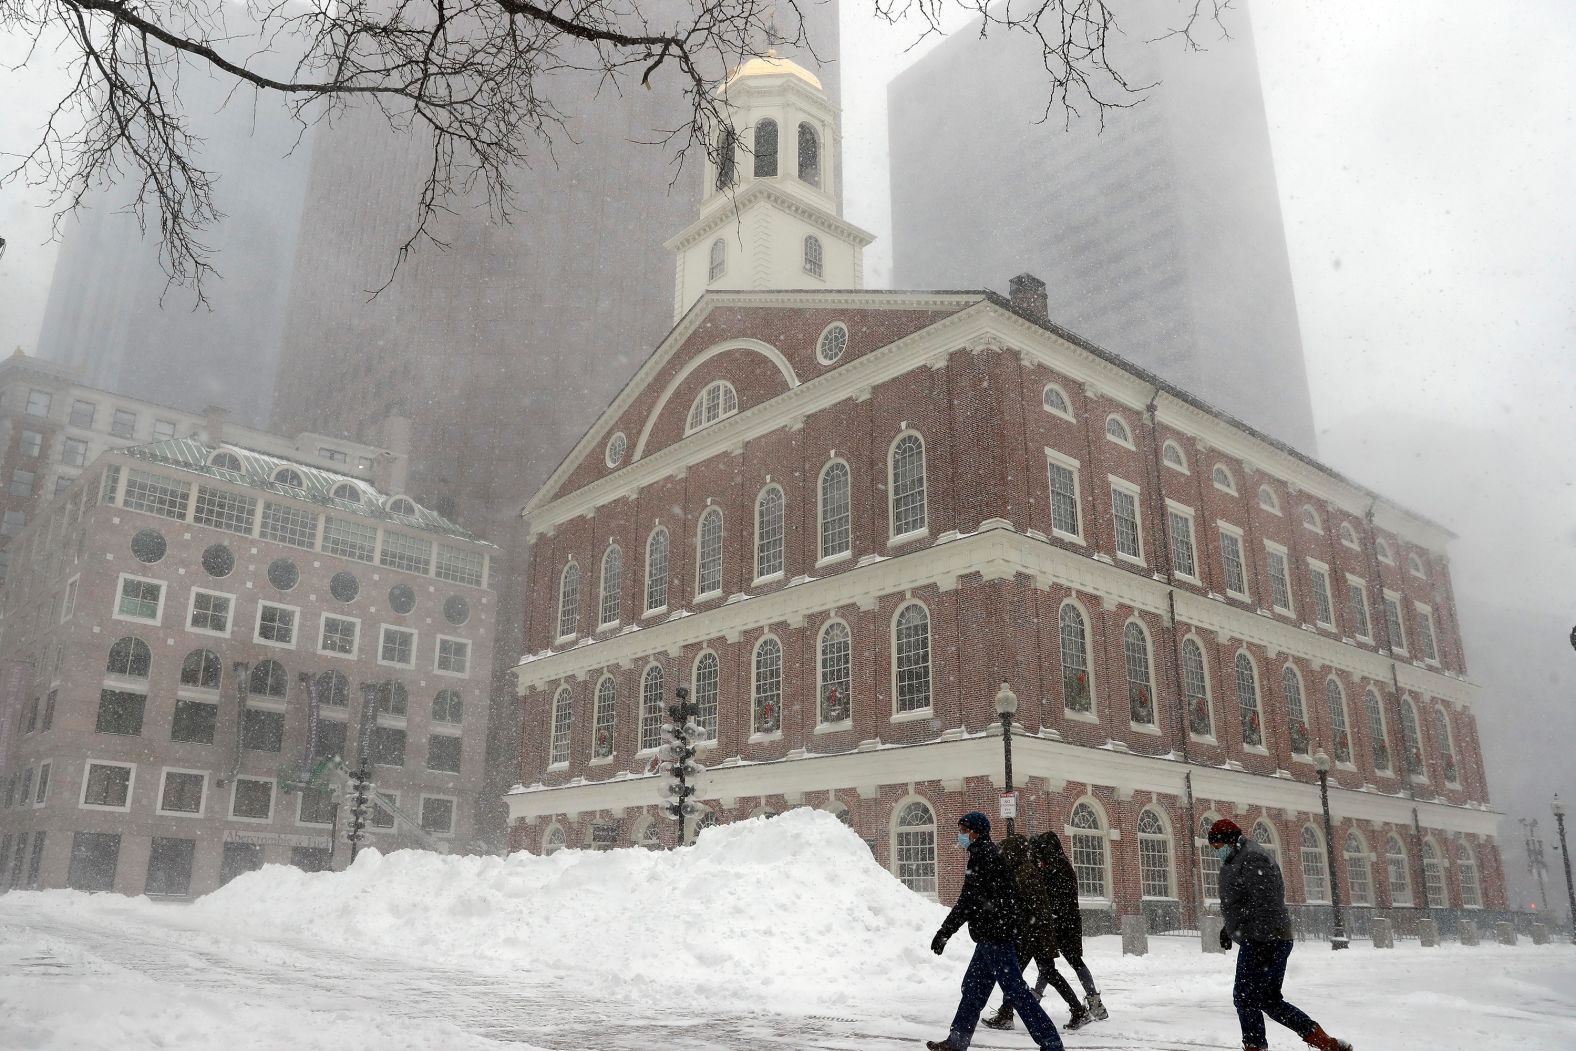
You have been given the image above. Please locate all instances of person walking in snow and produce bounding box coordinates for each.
[1209,818,1354,1051]
[978,833,1093,1032]
[926,812,1064,1051]
[1029,829,1105,1026]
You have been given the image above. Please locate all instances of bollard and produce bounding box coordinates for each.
[1201,915,1228,954]
[1495,921,1518,946]
[1370,917,1394,948]
[1121,914,1149,957]
[1417,918,1439,947]
[1458,920,1480,946]
[1531,923,1550,945]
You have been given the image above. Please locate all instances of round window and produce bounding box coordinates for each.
[605,432,627,468]
[389,584,416,615]
[443,595,471,626]
[267,558,299,591]
[817,322,848,364]
[329,571,360,603]
[130,528,166,564]
[201,543,234,578]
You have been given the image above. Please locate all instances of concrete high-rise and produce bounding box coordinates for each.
[888,7,1317,452]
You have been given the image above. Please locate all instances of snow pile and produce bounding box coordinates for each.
[194,808,956,1009]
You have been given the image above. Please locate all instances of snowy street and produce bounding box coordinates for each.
[2,813,1575,1051]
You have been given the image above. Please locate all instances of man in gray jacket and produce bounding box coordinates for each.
[1209,819,1353,1051]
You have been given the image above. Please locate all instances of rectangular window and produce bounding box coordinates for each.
[171,699,218,743]
[242,708,285,752]
[158,771,205,815]
[1110,484,1141,560]
[121,469,190,520]
[1383,593,1407,653]
[152,420,177,441]
[193,485,257,535]
[100,463,121,504]
[220,843,263,885]
[9,469,33,497]
[1266,546,1293,613]
[379,530,433,574]
[1416,605,1440,663]
[436,637,470,675]
[20,769,33,807]
[95,690,146,736]
[1308,563,1335,627]
[435,545,485,587]
[24,695,39,734]
[1168,507,1197,579]
[115,574,164,622]
[145,837,194,896]
[61,437,88,466]
[1218,528,1247,596]
[312,717,347,761]
[318,447,347,463]
[380,626,415,667]
[369,726,406,767]
[1,510,26,537]
[110,408,138,438]
[260,500,320,549]
[81,762,133,808]
[20,430,42,457]
[1347,579,1372,639]
[322,516,377,562]
[319,615,359,656]
[42,690,57,732]
[427,733,462,773]
[420,796,455,835]
[298,787,338,825]
[33,762,50,805]
[256,603,297,646]
[54,475,72,496]
[69,399,95,428]
[370,791,397,829]
[26,390,52,417]
[188,590,232,635]
[231,778,274,820]
[67,832,118,892]
[1047,457,1081,538]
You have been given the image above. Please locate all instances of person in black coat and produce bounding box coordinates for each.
[980,833,1094,1031]
[1209,819,1353,1051]
[926,812,1065,1051]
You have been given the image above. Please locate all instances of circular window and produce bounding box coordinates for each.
[443,595,471,626]
[130,528,166,564]
[267,558,299,591]
[817,322,848,364]
[605,432,627,468]
[329,572,360,603]
[201,544,234,577]
[389,584,416,615]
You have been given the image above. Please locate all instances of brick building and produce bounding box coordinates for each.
[0,439,495,897]
[505,57,1504,928]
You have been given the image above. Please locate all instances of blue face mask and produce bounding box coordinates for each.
[958,833,973,849]
[1215,844,1234,861]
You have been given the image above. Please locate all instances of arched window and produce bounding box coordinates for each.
[1123,621,1154,725]
[1069,802,1111,900]
[893,602,932,714]
[1235,652,1263,747]
[1407,553,1426,578]
[1385,835,1413,905]
[819,620,852,724]
[1212,465,1237,494]
[1339,522,1358,548]
[894,800,938,896]
[753,118,778,177]
[1300,826,1330,903]
[388,496,417,517]
[803,235,824,278]
[1060,603,1092,713]
[598,546,623,626]
[180,649,221,690]
[316,670,349,708]
[692,651,720,740]
[1301,506,1322,532]
[272,467,305,490]
[818,460,851,560]
[1325,678,1352,763]
[715,126,736,189]
[1252,820,1281,867]
[433,689,463,723]
[754,486,785,579]
[1162,440,1187,472]
[209,451,244,473]
[1456,842,1482,908]
[332,482,361,503]
[592,677,617,758]
[1375,539,1394,564]
[696,507,724,597]
[549,687,573,765]
[1043,384,1072,418]
[635,817,663,850]
[1345,831,1372,905]
[1432,707,1459,783]
[645,528,669,612]
[1183,638,1212,737]
[543,824,566,856]
[1199,815,1223,901]
[1105,415,1133,447]
[1421,839,1447,908]
[709,238,726,282]
[686,381,739,434]
[1258,485,1280,513]
[639,665,664,752]
[1400,700,1425,778]
[556,562,580,639]
[249,659,287,699]
[1137,808,1174,899]
[889,433,927,537]
[107,637,152,679]
[752,636,783,734]
[1363,689,1391,772]
[1282,666,1308,755]
[797,122,820,185]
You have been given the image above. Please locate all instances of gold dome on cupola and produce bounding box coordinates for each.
[725,49,824,91]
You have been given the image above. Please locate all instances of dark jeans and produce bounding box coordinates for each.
[949,941,1064,1051]
[1233,939,1318,1049]
[1033,952,1098,1009]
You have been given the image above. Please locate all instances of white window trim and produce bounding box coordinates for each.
[79,758,136,813]
[815,321,849,365]
[433,634,471,677]
[377,624,418,669]
[254,600,301,649]
[1211,465,1238,495]
[1161,440,1189,474]
[1257,484,1282,515]
[420,793,458,837]
[60,574,80,623]
[1165,499,1200,583]
[753,483,787,584]
[817,458,853,564]
[1407,554,1427,579]
[887,429,929,545]
[228,777,276,824]
[1383,589,1409,655]
[32,760,51,808]
[1415,602,1440,666]
[1345,575,1373,642]
[1107,475,1144,565]
[1216,521,1250,601]
[1306,558,1336,629]
[294,784,342,829]
[1339,523,1360,550]
[154,766,208,818]
[1376,540,1395,565]
[556,561,580,643]
[1042,383,1075,423]
[1103,414,1136,450]
[889,601,934,719]
[112,572,166,626]
[695,506,725,601]
[604,432,627,469]
[317,612,362,659]
[1301,506,1323,534]
[1264,540,1295,616]
[1044,447,1085,545]
[186,587,236,639]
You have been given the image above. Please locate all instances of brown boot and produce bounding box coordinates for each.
[981,1003,1015,1030]
[1305,1025,1353,1051]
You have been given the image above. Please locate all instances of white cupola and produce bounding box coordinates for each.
[665,50,875,319]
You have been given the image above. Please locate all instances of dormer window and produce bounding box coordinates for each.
[686,381,739,434]
[272,468,305,490]
[803,235,824,279]
[753,119,778,177]
[331,483,361,503]
[209,451,243,473]
[388,497,417,517]
[708,238,726,282]
[798,123,821,185]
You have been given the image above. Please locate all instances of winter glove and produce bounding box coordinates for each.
[1218,929,1232,951]
[931,932,948,956]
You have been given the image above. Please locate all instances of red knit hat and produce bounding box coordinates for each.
[1207,818,1243,845]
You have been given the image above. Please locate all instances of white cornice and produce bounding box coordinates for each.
[502,733,1500,838]
[665,182,875,253]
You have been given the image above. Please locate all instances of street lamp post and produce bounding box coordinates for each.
[1554,796,1576,943]
[995,683,1018,837]
[1313,751,1349,950]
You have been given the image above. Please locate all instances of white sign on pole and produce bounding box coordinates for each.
[999,792,1018,820]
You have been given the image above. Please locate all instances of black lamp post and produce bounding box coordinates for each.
[1314,750,1349,950]
[1554,796,1576,944]
[995,682,1018,837]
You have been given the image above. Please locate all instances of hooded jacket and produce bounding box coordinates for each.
[1029,831,1084,957]
[1218,838,1296,942]
[1001,834,1060,962]
[937,835,1019,944]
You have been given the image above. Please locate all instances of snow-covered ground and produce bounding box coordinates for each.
[1,810,1573,1050]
